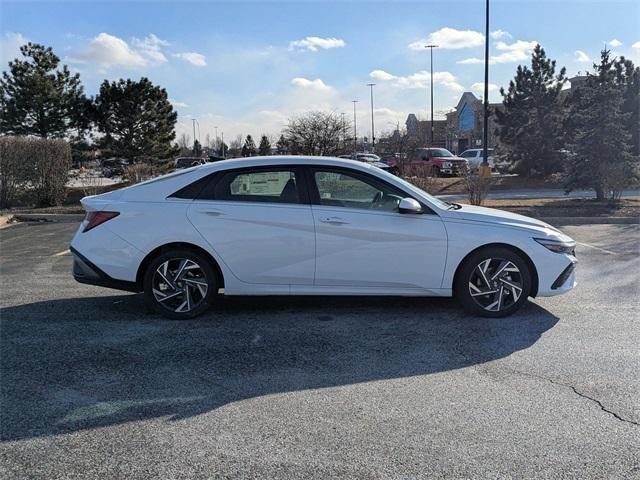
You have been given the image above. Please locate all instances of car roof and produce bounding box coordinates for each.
[194,155,378,172]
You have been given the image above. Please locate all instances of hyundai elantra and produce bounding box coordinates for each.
[71,156,577,319]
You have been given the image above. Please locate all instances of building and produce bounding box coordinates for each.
[405,92,501,154]
[405,76,585,154]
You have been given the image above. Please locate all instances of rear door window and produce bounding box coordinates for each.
[200,167,303,204]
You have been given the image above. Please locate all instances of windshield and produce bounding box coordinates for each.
[429,148,454,157]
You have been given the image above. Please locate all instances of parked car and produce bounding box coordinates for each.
[386,148,468,176]
[459,148,496,171]
[175,157,206,169]
[71,156,577,319]
[344,152,390,170]
[101,158,128,178]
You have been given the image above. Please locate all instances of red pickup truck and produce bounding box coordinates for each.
[386,148,469,177]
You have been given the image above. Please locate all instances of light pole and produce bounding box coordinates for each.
[191,118,200,152]
[367,83,376,152]
[352,100,358,154]
[425,44,439,146]
[479,0,491,176]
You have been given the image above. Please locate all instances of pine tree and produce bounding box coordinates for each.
[565,49,638,200]
[192,139,202,156]
[276,134,288,154]
[0,43,91,138]
[94,77,178,163]
[258,135,271,156]
[241,135,257,157]
[495,44,567,177]
[614,57,640,156]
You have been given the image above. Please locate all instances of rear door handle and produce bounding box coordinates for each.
[319,217,349,225]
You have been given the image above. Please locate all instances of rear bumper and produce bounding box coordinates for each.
[71,246,140,292]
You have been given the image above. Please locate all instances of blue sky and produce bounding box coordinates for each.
[2,0,639,142]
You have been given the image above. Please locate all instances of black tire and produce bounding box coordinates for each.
[455,246,532,318]
[143,249,218,319]
[432,166,441,178]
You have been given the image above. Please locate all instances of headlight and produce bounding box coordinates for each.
[534,237,576,255]
[442,161,452,168]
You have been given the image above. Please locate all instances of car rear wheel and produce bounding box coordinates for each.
[143,249,217,319]
[456,247,532,317]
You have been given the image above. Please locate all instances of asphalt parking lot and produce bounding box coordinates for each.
[1,221,638,479]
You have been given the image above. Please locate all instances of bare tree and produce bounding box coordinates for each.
[177,133,191,156]
[283,111,345,156]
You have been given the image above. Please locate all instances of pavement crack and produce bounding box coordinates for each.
[508,369,639,427]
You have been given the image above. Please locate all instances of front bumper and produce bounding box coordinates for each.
[538,257,577,296]
[440,163,468,176]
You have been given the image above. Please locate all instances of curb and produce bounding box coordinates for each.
[540,216,639,226]
[10,213,85,224]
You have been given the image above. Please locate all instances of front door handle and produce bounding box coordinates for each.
[319,217,349,225]
[198,209,223,217]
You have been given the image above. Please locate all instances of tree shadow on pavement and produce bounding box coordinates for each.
[0,294,558,441]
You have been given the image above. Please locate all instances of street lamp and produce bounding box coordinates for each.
[425,44,439,146]
[367,83,376,152]
[480,0,491,176]
[352,100,358,154]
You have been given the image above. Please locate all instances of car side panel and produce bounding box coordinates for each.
[312,206,448,289]
[187,201,316,285]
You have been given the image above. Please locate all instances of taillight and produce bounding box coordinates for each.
[83,211,119,232]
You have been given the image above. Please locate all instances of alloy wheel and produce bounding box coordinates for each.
[152,258,209,313]
[468,258,523,312]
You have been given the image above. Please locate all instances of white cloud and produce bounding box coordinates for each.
[608,39,623,47]
[132,34,169,64]
[369,69,464,92]
[458,39,537,65]
[574,50,591,63]
[369,69,396,81]
[173,52,207,66]
[0,32,28,65]
[291,77,332,91]
[633,41,640,49]
[409,27,484,50]
[457,57,484,65]
[169,98,188,108]
[471,82,498,94]
[289,36,346,52]
[69,32,170,68]
[490,30,512,40]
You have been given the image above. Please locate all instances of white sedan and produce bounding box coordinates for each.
[70,156,577,319]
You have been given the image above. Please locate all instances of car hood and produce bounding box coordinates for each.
[434,156,466,162]
[440,203,563,235]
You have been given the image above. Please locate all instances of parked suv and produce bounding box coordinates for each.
[386,148,468,176]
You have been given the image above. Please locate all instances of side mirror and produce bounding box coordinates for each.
[398,197,423,214]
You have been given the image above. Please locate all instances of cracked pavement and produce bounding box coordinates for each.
[1,222,638,479]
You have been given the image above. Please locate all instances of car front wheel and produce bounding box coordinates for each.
[456,247,532,317]
[143,249,217,319]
